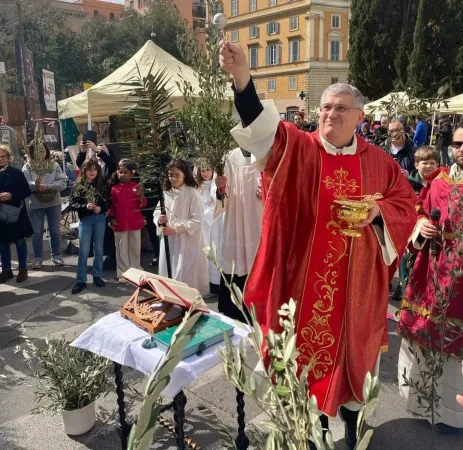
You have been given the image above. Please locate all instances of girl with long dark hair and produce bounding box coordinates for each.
[69,158,110,294]
[153,159,209,294]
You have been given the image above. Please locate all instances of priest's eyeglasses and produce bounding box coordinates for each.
[450,141,463,149]
[320,104,362,114]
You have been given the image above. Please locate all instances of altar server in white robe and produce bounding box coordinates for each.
[153,159,209,295]
[196,167,224,294]
[215,148,263,321]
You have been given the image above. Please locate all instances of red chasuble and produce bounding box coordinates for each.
[398,170,463,357]
[244,123,417,416]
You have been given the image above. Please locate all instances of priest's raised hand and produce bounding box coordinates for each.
[219,41,250,92]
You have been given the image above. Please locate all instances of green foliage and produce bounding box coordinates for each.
[117,63,176,199]
[15,335,112,414]
[349,0,463,100]
[348,0,400,99]
[0,0,65,95]
[79,1,187,84]
[0,0,191,101]
[176,0,237,175]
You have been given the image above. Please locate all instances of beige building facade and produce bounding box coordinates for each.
[223,0,350,120]
[54,0,124,32]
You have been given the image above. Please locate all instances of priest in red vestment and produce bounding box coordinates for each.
[398,127,463,433]
[220,42,417,449]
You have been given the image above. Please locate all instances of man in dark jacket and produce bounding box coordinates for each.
[436,117,453,166]
[293,111,316,132]
[386,120,416,175]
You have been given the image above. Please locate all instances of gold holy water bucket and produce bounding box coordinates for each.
[333,199,371,238]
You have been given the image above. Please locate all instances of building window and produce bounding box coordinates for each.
[94,10,99,18]
[330,40,341,61]
[289,76,297,90]
[289,38,299,62]
[249,47,258,68]
[138,0,143,9]
[269,0,277,6]
[267,21,279,35]
[266,43,280,65]
[231,29,239,42]
[129,0,134,9]
[268,78,276,92]
[249,25,259,39]
[289,16,299,31]
[110,12,115,21]
[231,0,238,16]
[331,77,339,84]
[249,0,257,12]
[332,14,341,29]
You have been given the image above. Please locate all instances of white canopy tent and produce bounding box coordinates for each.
[58,40,232,125]
[438,93,463,113]
[364,92,407,116]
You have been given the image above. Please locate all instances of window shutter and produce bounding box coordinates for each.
[266,46,270,66]
[267,23,270,35]
[278,45,282,64]
[276,22,280,34]
[256,26,259,37]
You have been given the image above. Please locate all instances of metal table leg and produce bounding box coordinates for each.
[235,388,250,450]
[173,390,187,449]
[114,362,132,450]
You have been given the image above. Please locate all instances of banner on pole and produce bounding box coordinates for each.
[42,69,57,112]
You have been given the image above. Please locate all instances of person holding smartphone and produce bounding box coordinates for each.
[77,131,117,180]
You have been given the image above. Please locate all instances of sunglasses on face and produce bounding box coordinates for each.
[450,141,463,149]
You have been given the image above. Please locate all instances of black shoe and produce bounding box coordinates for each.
[339,406,358,450]
[392,284,403,301]
[93,277,105,288]
[308,442,316,450]
[72,282,87,294]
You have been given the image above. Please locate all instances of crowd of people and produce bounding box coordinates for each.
[0,41,462,448]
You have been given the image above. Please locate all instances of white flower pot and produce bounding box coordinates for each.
[61,401,96,435]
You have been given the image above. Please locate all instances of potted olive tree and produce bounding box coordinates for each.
[16,335,112,435]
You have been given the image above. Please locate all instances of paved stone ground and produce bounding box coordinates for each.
[0,239,460,450]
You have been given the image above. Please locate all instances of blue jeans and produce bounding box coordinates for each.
[0,238,28,272]
[28,205,62,258]
[77,214,106,283]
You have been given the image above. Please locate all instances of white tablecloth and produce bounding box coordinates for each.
[71,311,249,398]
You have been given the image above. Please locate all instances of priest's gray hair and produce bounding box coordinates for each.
[321,83,365,109]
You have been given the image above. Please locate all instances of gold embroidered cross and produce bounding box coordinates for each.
[323,167,359,199]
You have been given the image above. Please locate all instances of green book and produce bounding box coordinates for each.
[152,315,235,359]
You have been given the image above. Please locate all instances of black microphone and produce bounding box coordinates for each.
[429,208,441,256]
